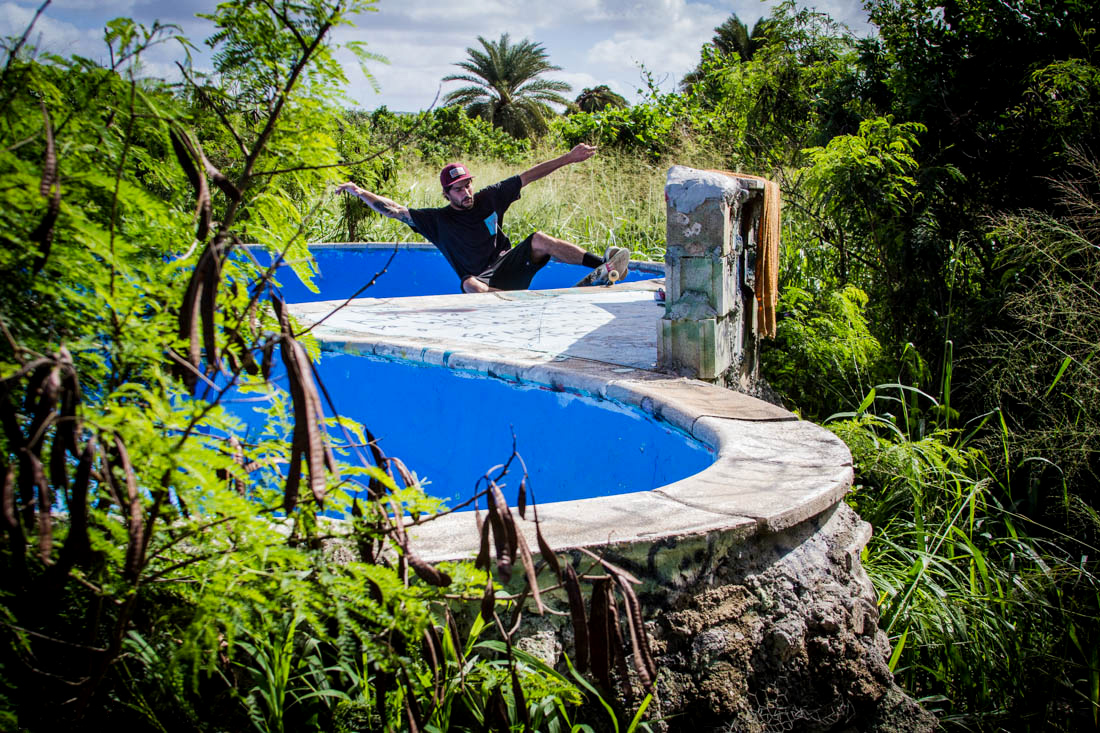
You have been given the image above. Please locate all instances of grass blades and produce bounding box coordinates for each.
[830,386,1100,729]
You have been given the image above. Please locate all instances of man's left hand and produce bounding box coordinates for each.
[568,143,597,163]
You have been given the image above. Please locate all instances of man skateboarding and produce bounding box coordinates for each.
[336,143,630,293]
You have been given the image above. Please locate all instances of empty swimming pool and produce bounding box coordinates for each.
[219,348,713,506]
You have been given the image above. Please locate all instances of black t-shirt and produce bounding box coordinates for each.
[407,176,522,283]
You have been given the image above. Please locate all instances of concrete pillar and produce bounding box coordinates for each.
[658,166,765,390]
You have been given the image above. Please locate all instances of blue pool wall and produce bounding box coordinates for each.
[217,349,713,508]
[216,243,701,510]
[250,243,662,302]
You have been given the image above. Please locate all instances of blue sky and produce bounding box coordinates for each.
[2,0,874,112]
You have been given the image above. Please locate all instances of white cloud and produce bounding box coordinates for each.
[1,2,102,58]
[578,0,726,92]
[342,0,733,108]
[45,0,137,11]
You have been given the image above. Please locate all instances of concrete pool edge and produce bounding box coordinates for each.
[289,281,854,563]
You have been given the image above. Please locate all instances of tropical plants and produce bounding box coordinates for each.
[0,4,661,731]
[829,385,1100,729]
[977,150,1100,531]
[761,285,882,419]
[711,14,771,62]
[442,33,572,139]
[679,13,772,90]
[360,105,531,165]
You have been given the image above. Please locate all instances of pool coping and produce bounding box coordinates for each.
[289,258,853,563]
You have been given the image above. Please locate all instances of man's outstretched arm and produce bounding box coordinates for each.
[336,182,413,225]
[518,143,597,187]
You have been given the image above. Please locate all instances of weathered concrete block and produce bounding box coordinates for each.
[665,200,732,257]
[665,165,744,214]
[665,166,750,258]
[657,316,733,380]
[664,254,740,318]
[663,165,768,387]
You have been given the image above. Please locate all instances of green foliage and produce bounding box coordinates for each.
[761,285,882,418]
[798,115,935,317]
[556,101,681,161]
[710,14,770,62]
[829,393,1100,729]
[691,1,862,171]
[559,2,860,169]
[366,105,531,164]
[844,0,1100,361]
[679,14,772,89]
[804,115,923,226]
[442,33,572,139]
[0,4,415,729]
[977,151,1100,530]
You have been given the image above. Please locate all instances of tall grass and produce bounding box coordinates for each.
[828,387,1100,729]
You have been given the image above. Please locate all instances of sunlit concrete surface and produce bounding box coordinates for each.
[292,280,666,370]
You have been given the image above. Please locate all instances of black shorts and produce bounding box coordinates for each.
[475,235,548,291]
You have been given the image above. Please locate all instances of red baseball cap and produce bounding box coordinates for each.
[440,163,473,190]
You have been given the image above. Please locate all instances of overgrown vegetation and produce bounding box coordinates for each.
[351,0,1098,727]
[0,4,660,731]
[3,0,1100,729]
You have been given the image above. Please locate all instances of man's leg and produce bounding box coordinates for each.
[527,231,631,286]
[529,231,599,266]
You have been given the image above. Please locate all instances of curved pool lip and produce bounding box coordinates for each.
[290,259,853,563]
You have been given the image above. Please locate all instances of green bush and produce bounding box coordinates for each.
[761,285,882,418]
[364,105,531,164]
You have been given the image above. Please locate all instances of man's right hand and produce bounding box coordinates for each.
[566,143,597,164]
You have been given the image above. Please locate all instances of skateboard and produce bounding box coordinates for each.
[574,248,630,287]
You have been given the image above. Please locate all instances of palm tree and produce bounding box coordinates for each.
[573,85,629,113]
[713,16,752,61]
[681,14,773,89]
[442,34,571,139]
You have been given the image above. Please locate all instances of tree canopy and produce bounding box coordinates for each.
[573,84,628,113]
[680,13,772,89]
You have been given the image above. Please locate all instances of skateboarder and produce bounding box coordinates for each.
[336,143,630,293]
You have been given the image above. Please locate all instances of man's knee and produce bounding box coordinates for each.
[529,232,553,261]
[530,231,550,251]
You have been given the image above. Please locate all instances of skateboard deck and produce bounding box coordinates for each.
[574,249,630,287]
[573,266,624,287]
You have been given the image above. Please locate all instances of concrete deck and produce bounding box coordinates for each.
[290,277,853,562]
